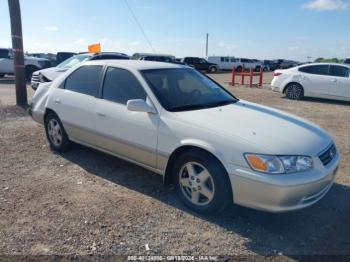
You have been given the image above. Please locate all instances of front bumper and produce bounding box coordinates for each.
[227,154,340,212]
[31,81,40,90]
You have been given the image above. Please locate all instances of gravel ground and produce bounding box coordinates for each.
[0,74,350,259]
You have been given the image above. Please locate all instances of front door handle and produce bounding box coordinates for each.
[97,112,106,117]
[331,78,338,83]
[54,98,61,104]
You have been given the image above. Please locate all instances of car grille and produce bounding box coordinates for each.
[31,74,39,83]
[319,144,337,166]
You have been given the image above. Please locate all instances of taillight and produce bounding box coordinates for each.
[274,72,282,77]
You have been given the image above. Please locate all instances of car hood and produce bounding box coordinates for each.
[174,100,332,156]
[36,67,68,81]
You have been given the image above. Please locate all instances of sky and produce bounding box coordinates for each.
[0,0,349,61]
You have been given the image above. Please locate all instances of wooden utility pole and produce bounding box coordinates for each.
[8,0,27,106]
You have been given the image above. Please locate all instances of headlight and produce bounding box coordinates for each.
[245,154,313,174]
[38,73,50,83]
[280,156,313,173]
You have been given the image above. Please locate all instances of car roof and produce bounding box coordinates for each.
[84,60,187,70]
[299,62,350,68]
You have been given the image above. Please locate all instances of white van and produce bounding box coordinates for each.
[207,56,243,71]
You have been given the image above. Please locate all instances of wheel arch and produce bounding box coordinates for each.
[44,108,58,121]
[163,144,229,187]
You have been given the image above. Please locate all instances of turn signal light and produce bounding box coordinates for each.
[246,155,268,172]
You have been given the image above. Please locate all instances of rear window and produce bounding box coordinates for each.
[329,65,350,78]
[298,65,329,76]
[65,65,103,96]
[344,58,350,65]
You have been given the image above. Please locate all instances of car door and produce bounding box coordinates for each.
[50,65,103,145]
[94,67,159,168]
[198,58,210,71]
[298,65,330,97]
[191,58,202,70]
[329,65,350,100]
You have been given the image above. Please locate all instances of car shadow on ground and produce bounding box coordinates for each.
[60,143,350,256]
[282,96,350,106]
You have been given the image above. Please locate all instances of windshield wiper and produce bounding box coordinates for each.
[208,100,237,107]
[170,100,237,112]
[170,104,208,112]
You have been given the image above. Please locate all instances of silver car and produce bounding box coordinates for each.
[30,60,340,214]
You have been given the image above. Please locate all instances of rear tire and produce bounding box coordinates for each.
[208,66,218,73]
[285,83,304,100]
[44,112,71,152]
[173,150,232,215]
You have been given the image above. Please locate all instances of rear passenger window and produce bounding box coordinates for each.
[65,65,102,96]
[102,67,147,105]
[298,65,329,76]
[329,65,350,78]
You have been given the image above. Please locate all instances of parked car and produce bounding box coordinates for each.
[344,57,350,65]
[271,63,350,101]
[0,48,51,80]
[207,56,241,71]
[237,58,262,71]
[279,60,298,69]
[139,55,184,65]
[132,53,175,60]
[31,52,129,90]
[30,60,339,214]
[262,60,278,71]
[182,57,219,73]
[55,52,77,65]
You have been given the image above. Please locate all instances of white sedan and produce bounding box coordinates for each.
[271,63,350,101]
[30,60,340,214]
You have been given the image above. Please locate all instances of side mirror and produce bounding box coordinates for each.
[127,99,157,114]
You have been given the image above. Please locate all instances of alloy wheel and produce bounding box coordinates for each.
[287,84,303,100]
[179,162,215,206]
[47,119,63,146]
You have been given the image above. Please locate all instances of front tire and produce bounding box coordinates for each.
[173,150,232,215]
[285,83,304,100]
[44,112,71,152]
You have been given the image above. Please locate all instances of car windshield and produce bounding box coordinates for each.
[142,68,238,112]
[56,54,91,69]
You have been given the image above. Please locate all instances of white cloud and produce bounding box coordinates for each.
[45,26,59,32]
[131,41,140,46]
[288,46,300,51]
[303,0,348,11]
[73,38,87,45]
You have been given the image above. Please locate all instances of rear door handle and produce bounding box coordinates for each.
[54,99,61,104]
[331,79,338,83]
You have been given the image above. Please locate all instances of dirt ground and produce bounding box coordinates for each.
[0,73,350,259]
